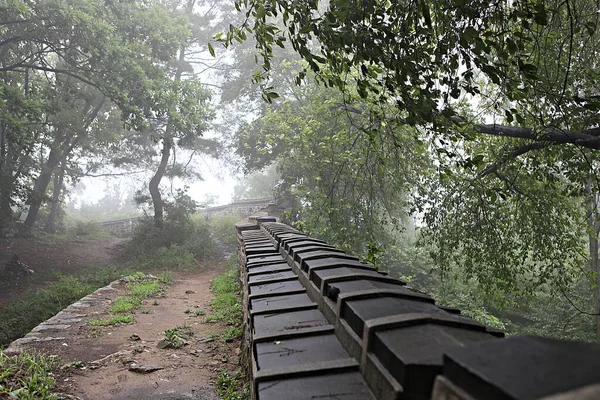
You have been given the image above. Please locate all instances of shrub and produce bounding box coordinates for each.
[125,191,216,270]
[69,219,107,238]
[209,214,241,246]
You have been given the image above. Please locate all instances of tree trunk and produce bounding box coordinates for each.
[0,120,10,237]
[45,162,65,233]
[148,36,187,229]
[19,147,60,236]
[149,138,172,229]
[585,179,600,340]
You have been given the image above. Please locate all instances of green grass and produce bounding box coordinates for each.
[216,369,249,400]
[159,271,173,284]
[0,352,59,399]
[222,326,243,341]
[206,255,244,338]
[127,280,164,297]
[88,315,134,326]
[0,268,129,348]
[158,326,195,349]
[88,273,171,328]
[108,296,141,314]
[209,214,242,246]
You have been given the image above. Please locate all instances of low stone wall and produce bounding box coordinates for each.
[3,281,121,356]
[237,218,600,400]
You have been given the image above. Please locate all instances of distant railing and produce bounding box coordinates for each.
[101,198,275,237]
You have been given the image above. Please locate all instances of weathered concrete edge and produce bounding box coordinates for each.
[2,280,121,356]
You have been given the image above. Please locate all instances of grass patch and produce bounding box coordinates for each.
[89,315,134,326]
[127,280,163,297]
[158,271,173,284]
[0,268,128,348]
[158,326,195,349]
[222,326,243,341]
[216,369,249,400]
[0,352,59,399]
[108,296,141,314]
[89,274,171,328]
[206,255,243,339]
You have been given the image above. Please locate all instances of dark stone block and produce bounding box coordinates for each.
[249,280,304,298]
[253,309,331,335]
[258,371,374,400]
[256,216,277,223]
[311,266,387,290]
[247,263,291,275]
[343,296,448,337]
[284,239,327,253]
[250,293,316,314]
[255,333,352,370]
[303,257,372,273]
[325,279,415,298]
[247,255,286,266]
[294,248,353,264]
[372,324,495,399]
[245,246,278,256]
[443,336,600,400]
[235,222,259,232]
[249,270,297,283]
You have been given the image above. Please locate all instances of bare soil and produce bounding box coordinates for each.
[48,268,239,400]
[0,235,242,399]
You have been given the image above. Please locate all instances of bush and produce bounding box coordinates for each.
[68,219,107,238]
[126,191,216,270]
[209,214,241,246]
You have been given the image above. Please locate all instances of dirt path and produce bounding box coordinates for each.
[24,264,240,400]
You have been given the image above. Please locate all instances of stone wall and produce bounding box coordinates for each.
[237,218,600,400]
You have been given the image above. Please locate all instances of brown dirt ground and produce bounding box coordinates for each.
[48,267,239,400]
[1,236,242,399]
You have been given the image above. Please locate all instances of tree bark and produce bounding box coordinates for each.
[148,31,188,228]
[149,137,172,229]
[19,147,60,236]
[585,178,600,340]
[45,161,65,233]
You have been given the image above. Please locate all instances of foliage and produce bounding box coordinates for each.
[216,369,249,400]
[88,315,134,327]
[206,256,243,327]
[126,280,164,298]
[0,352,59,399]
[158,326,194,349]
[232,164,280,201]
[209,214,243,247]
[235,71,428,256]
[127,190,216,270]
[223,0,600,340]
[0,269,126,347]
[108,296,142,314]
[69,220,108,238]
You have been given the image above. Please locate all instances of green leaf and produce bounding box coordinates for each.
[207,42,215,57]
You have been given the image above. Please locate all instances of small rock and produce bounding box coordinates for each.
[196,337,214,344]
[129,334,141,341]
[185,290,195,294]
[129,365,164,374]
